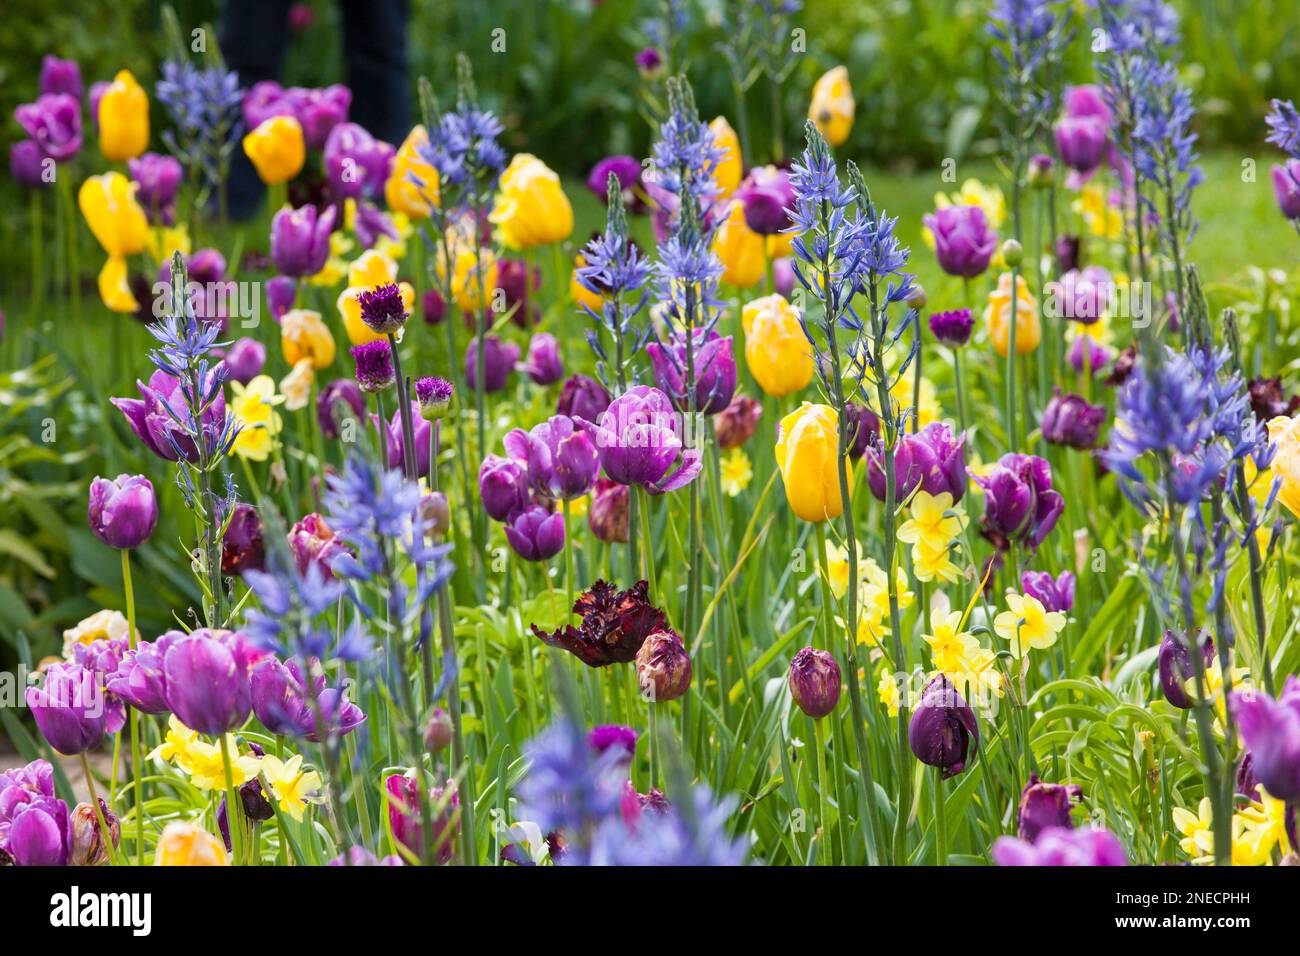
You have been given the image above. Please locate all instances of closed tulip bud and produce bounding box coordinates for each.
[69,799,119,866]
[162,630,262,736]
[504,505,565,562]
[984,272,1040,357]
[773,256,796,298]
[1041,389,1106,450]
[243,115,306,185]
[490,153,573,249]
[271,204,335,277]
[1016,774,1082,841]
[26,663,124,754]
[924,205,997,279]
[521,332,564,386]
[1054,115,1108,173]
[788,647,841,719]
[155,820,228,866]
[220,337,267,385]
[557,374,611,422]
[708,116,743,195]
[221,502,266,576]
[909,674,979,778]
[317,378,365,439]
[776,403,845,522]
[588,477,630,543]
[87,474,158,549]
[40,55,83,98]
[423,707,453,753]
[845,402,880,459]
[281,308,336,370]
[420,491,451,537]
[742,294,814,397]
[98,70,149,161]
[465,335,519,394]
[808,65,854,147]
[636,630,692,702]
[647,329,737,415]
[386,772,459,863]
[714,394,764,449]
[734,165,795,235]
[1230,677,1300,801]
[127,152,182,222]
[1236,753,1260,799]
[5,793,70,865]
[10,139,51,190]
[422,288,446,325]
[479,454,530,522]
[1272,162,1300,220]
[1157,629,1214,710]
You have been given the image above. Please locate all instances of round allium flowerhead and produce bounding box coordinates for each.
[350,340,395,393]
[1157,629,1215,710]
[788,647,842,719]
[356,281,409,335]
[415,376,454,420]
[636,630,692,703]
[87,474,158,550]
[908,674,979,778]
[1028,153,1055,188]
[928,308,974,348]
[1016,774,1082,842]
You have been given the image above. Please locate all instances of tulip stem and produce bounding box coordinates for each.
[563,497,576,620]
[122,549,145,866]
[812,717,830,865]
[219,735,245,865]
[1006,265,1019,452]
[79,752,115,866]
[933,768,947,865]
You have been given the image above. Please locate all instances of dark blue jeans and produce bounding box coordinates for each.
[219,0,411,219]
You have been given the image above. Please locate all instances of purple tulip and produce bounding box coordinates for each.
[928,308,974,347]
[15,93,82,163]
[715,394,764,450]
[974,453,1064,550]
[386,773,458,863]
[773,256,796,298]
[221,502,266,576]
[591,385,703,493]
[588,477,630,543]
[465,335,520,394]
[329,846,404,866]
[788,647,842,719]
[504,505,565,561]
[1020,570,1075,613]
[587,155,644,210]
[250,658,366,742]
[159,249,230,328]
[128,153,183,223]
[26,663,124,755]
[845,403,881,459]
[162,629,266,736]
[1054,115,1108,174]
[422,288,446,325]
[1064,84,1112,125]
[1230,677,1300,801]
[734,166,796,235]
[39,55,83,99]
[105,633,180,715]
[479,454,530,522]
[504,415,601,501]
[317,378,365,439]
[1017,773,1082,841]
[1236,752,1261,799]
[557,374,612,422]
[1041,390,1106,450]
[87,474,158,550]
[220,337,267,385]
[865,423,967,503]
[646,329,737,415]
[10,140,51,189]
[1055,234,1081,273]
[520,332,564,386]
[267,275,297,321]
[298,85,351,150]
[242,80,300,130]
[924,204,997,279]
[325,121,383,200]
[908,674,979,778]
[1272,162,1300,220]
[1157,629,1215,710]
[112,368,228,463]
[1047,266,1112,323]
[4,793,70,866]
[1068,335,1114,376]
[289,513,349,579]
[993,826,1127,866]
[352,200,397,250]
[371,401,433,478]
[271,204,336,277]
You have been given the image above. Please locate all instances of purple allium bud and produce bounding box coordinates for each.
[588,724,638,763]
[479,454,530,523]
[923,204,997,279]
[1020,570,1075,614]
[1272,162,1300,220]
[26,663,124,755]
[1158,629,1215,710]
[69,798,119,866]
[87,474,158,550]
[845,402,881,459]
[351,340,395,393]
[635,46,663,76]
[317,378,365,439]
[1017,774,1082,841]
[270,204,336,278]
[520,332,564,386]
[1248,375,1300,423]
[636,630,692,703]
[465,335,519,394]
[127,152,183,222]
[1068,336,1114,376]
[974,453,1064,550]
[10,140,50,190]
[1230,677,1300,802]
[422,288,445,325]
[557,374,612,422]
[908,674,979,778]
[928,308,974,347]
[588,477,630,543]
[734,165,796,235]
[646,329,737,415]
[1041,389,1106,450]
[357,281,408,335]
[788,647,842,719]
[267,275,297,321]
[15,93,82,163]
[289,512,349,579]
[504,504,565,562]
[221,502,266,576]
[1028,152,1055,188]
[424,708,453,753]
[714,394,764,450]
[415,376,454,420]
[220,337,267,384]
[993,826,1127,866]
[40,55,83,99]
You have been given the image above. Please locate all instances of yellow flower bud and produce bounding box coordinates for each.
[242,115,306,186]
[385,125,439,219]
[709,116,743,196]
[280,309,337,369]
[742,293,814,397]
[984,272,1041,356]
[79,172,149,259]
[98,70,149,161]
[776,402,847,523]
[154,821,228,866]
[809,66,854,147]
[712,199,766,288]
[490,154,573,249]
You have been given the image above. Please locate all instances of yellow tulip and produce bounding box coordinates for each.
[984,272,1041,356]
[437,243,498,313]
[712,200,766,288]
[154,821,228,866]
[386,125,439,219]
[490,154,573,249]
[243,115,306,186]
[98,70,149,161]
[776,403,847,523]
[1268,415,1300,519]
[79,172,148,258]
[809,66,854,147]
[280,308,337,369]
[742,293,814,396]
[709,116,743,196]
[766,231,794,260]
[572,253,604,313]
[97,256,139,313]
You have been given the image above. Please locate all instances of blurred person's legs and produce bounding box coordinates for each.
[340,0,411,146]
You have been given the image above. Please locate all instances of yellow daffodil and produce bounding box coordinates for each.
[155,821,228,866]
[877,666,900,718]
[147,715,202,766]
[720,447,753,497]
[808,66,854,147]
[709,116,743,195]
[994,591,1066,657]
[742,293,814,396]
[148,716,261,791]
[62,609,136,659]
[712,199,766,288]
[912,539,962,584]
[898,491,967,553]
[260,754,322,822]
[280,308,337,369]
[280,358,315,412]
[386,125,439,219]
[229,375,285,462]
[822,539,857,600]
[776,403,845,522]
[924,611,979,674]
[1073,183,1124,240]
[985,272,1041,357]
[98,70,149,161]
[434,220,498,313]
[1185,658,1250,724]
[490,153,573,249]
[243,115,306,186]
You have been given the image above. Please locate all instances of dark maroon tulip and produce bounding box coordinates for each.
[10,139,50,189]
[39,55,82,98]
[557,374,611,422]
[788,647,842,719]
[465,335,519,394]
[271,204,336,278]
[220,337,267,385]
[520,332,564,386]
[1016,773,1082,841]
[162,630,267,735]
[734,166,795,235]
[1041,390,1106,450]
[1230,677,1300,801]
[386,773,458,863]
[88,474,158,549]
[105,633,180,715]
[221,502,266,575]
[636,629,692,702]
[908,674,979,778]
[532,579,667,666]
[588,477,629,543]
[1248,375,1300,423]
[714,394,763,450]
[422,288,445,325]
[267,275,297,321]
[289,513,349,579]
[1055,234,1081,273]
[217,775,274,852]
[504,505,565,561]
[15,93,82,163]
[1020,569,1075,613]
[923,205,997,279]
[317,378,365,439]
[928,308,974,347]
[26,663,125,755]
[1157,629,1215,710]
[974,453,1064,550]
